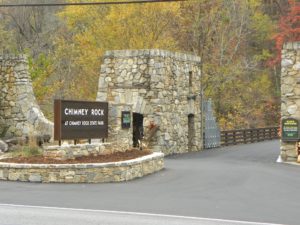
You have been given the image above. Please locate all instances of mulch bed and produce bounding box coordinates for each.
[0,149,151,164]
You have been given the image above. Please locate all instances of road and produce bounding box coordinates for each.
[0,204,282,225]
[0,140,298,225]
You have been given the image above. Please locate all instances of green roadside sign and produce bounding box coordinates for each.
[282,118,299,141]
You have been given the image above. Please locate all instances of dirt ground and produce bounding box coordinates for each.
[0,149,151,164]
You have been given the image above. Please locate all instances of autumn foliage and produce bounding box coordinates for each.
[272,0,300,65]
[0,0,285,129]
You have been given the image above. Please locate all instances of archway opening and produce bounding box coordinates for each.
[188,114,195,151]
[133,113,144,147]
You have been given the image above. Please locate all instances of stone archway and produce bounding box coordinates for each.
[133,96,146,114]
[132,112,144,147]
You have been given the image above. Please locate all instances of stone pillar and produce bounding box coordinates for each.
[0,54,53,138]
[108,103,133,150]
[280,42,300,161]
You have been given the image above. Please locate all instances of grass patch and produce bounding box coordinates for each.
[12,135,43,158]
[11,145,43,158]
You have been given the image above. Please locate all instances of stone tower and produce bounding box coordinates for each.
[97,49,202,155]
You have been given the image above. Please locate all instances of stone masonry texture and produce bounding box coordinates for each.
[97,49,202,155]
[0,54,53,138]
[43,143,124,160]
[0,152,164,183]
[281,42,300,161]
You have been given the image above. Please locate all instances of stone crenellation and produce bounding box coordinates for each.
[97,49,202,155]
[281,42,300,161]
[103,49,201,62]
[0,54,53,138]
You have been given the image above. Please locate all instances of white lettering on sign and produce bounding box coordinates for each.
[64,108,88,116]
[91,109,104,116]
[68,121,81,126]
[90,121,97,125]
[64,121,104,126]
[82,121,89,126]
[63,108,105,116]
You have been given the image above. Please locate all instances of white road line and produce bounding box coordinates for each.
[0,203,284,225]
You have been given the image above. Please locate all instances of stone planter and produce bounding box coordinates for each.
[0,152,164,183]
[43,143,112,160]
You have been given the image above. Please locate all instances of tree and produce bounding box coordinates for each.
[0,0,63,56]
[53,1,180,100]
[0,0,64,116]
[0,21,16,52]
[271,0,300,65]
[0,0,282,128]
[177,0,278,129]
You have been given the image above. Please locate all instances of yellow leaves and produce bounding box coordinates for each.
[59,6,86,28]
[59,1,180,50]
[101,3,179,49]
[252,72,272,92]
[53,0,182,100]
[50,0,279,129]
[58,0,108,30]
[251,11,275,42]
[247,0,261,10]
[254,49,272,62]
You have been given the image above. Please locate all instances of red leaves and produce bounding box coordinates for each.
[269,0,300,66]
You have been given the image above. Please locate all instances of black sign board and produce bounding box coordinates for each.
[121,111,131,129]
[282,118,299,141]
[54,100,108,140]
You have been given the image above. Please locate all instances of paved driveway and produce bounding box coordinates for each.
[0,140,298,225]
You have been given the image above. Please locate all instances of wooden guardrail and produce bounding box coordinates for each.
[221,127,279,146]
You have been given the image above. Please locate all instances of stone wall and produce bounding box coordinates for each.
[0,152,164,183]
[43,143,125,160]
[281,42,300,161]
[0,55,53,138]
[97,50,202,155]
[44,143,106,160]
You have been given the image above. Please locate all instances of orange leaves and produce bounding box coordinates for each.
[270,0,300,65]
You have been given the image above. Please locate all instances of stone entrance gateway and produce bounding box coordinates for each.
[97,49,202,155]
[281,42,300,162]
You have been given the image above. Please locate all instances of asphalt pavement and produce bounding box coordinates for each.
[0,140,298,225]
[0,204,283,225]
